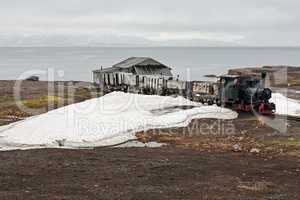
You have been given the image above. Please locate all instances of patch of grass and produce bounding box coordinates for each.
[0,96,62,118]
[0,96,15,108]
[0,106,30,118]
[74,88,93,102]
[0,96,13,103]
[288,73,300,86]
[265,138,300,147]
[19,95,61,109]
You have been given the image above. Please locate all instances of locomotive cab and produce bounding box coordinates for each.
[219,75,240,105]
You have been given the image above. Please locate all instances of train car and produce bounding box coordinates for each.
[187,81,219,105]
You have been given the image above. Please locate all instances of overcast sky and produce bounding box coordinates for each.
[0,0,299,46]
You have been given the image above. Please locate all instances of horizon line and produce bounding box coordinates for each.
[1,45,300,48]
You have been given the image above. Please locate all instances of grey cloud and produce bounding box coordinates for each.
[0,0,299,46]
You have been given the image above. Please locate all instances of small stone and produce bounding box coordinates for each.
[250,148,260,154]
[288,137,295,141]
[233,144,242,152]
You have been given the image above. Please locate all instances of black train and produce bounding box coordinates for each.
[218,74,275,114]
[188,73,276,115]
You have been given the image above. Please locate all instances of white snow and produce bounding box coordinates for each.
[270,93,300,117]
[0,92,237,151]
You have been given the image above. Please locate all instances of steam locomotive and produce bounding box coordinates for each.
[188,73,276,115]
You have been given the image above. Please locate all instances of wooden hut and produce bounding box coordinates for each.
[93,57,174,94]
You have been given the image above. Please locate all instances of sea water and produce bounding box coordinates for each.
[0,47,299,81]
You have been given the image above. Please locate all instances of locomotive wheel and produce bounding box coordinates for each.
[258,103,265,113]
[234,103,242,112]
[244,104,252,112]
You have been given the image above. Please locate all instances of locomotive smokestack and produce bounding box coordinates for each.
[261,71,267,88]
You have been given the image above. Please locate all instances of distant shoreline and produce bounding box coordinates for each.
[1,46,300,48]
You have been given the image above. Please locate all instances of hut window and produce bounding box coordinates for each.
[115,74,119,85]
[151,78,153,88]
[104,74,107,85]
[136,75,139,86]
[108,74,111,85]
[142,77,145,86]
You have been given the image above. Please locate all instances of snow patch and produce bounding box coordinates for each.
[270,93,300,117]
[0,92,237,151]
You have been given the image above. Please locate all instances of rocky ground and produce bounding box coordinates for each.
[0,80,300,199]
[136,114,300,155]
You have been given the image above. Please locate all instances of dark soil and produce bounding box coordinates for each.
[0,114,299,200]
[0,147,299,200]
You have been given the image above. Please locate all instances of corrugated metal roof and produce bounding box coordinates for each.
[113,57,170,69]
[93,57,173,77]
[134,66,172,76]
